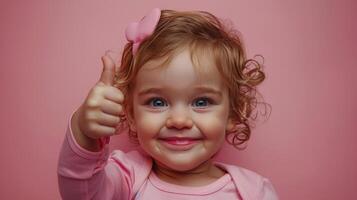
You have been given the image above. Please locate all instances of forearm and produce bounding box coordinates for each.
[58,111,145,200]
[58,113,115,199]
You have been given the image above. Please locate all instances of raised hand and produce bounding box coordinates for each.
[71,51,124,151]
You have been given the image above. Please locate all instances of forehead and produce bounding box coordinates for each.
[134,48,225,91]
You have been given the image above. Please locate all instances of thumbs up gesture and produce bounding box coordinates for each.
[71,51,124,151]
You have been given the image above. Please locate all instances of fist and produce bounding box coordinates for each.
[77,51,124,139]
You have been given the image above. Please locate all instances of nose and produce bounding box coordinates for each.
[166,106,193,130]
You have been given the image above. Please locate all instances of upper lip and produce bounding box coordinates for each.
[158,130,203,140]
[158,136,202,140]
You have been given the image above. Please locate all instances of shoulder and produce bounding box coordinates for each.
[109,149,152,167]
[109,150,153,194]
[215,162,279,200]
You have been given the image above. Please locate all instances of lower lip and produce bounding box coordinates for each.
[158,139,200,151]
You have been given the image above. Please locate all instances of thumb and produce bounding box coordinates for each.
[99,53,116,86]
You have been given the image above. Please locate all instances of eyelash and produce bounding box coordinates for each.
[147,97,168,107]
[192,97,213,108]
[145,97,214,108]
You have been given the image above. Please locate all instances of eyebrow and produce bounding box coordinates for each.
[137,88,163,96]
[193,86,223,97]
[138,86,223,97]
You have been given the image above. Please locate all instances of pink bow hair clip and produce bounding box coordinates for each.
[125,8,161,55]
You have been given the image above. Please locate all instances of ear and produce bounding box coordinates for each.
[226,118,237,133]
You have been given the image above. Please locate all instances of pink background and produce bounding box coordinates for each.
[1,0,356,199]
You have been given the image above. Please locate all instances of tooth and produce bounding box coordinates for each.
[176,140,189,145]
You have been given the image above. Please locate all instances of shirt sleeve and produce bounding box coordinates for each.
[258,178,279,200]
[57,111,151,200]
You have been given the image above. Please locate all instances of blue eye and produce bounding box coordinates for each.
[149,98,167,107]
[193,98,210,107]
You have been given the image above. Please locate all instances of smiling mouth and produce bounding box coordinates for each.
[158,137,201,151]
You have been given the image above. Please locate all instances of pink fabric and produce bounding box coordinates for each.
[57,112,279,199]
[125,8,161,55]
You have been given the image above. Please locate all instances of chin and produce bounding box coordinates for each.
[156,152,211,172]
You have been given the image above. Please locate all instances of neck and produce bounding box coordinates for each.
[152,159,226,186]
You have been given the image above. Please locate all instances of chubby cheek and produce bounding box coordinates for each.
[194,115,227,155]
[196,111,228,138]
[133,105,158,132]
[133,108,166,147]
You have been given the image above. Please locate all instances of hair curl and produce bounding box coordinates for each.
[114,9,270,150]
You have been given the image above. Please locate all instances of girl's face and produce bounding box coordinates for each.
[130,49,234,172]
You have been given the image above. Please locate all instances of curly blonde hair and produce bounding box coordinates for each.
[114,9,270,149]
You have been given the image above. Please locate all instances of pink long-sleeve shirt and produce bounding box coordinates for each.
[57,113,279,199]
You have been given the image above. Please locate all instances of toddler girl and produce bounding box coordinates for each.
[58,8,278,200]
